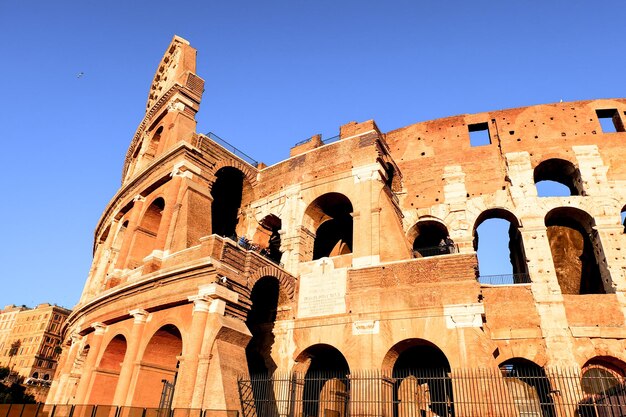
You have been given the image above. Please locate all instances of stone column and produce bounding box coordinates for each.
[74,323,107,405]
[172,295,210,408]
[116,196,146,270]
[154,174,183,252]
[50,333,82,404]
[113,309,149,406]
[520,225,578,367]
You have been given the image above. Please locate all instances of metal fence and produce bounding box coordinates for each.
[238,368,626,417]
[203,132,259,167]
[479,273,532,285]
[412,244,460,258]
[0,405,237,417]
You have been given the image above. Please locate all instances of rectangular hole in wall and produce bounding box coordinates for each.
[468,122,491,146]
[596,109,625,133]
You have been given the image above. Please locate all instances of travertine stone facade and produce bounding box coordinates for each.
[49,36,626,412]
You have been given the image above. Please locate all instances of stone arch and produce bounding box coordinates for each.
[132,324,183,407]
[127,197,165,268]
[581,356,626,396]
[210,166,255,239]
[545,206,609,294]
[88,334,127,405]
[302,192,354,261]
[381,338,453,417]
[251,214,283,264]
[473,208,528,281]
[499,357,556,417]
[534,157,584,196]
[407,217,454,257]
[210,159,258,188]
[293,344,351,417]
[248,266,295,300]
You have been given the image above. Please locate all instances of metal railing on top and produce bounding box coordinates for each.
[293,134,340,147]
[0,405,238,417]
[479,272,532,285]
[413,244,460,258]
[204,132,259,167]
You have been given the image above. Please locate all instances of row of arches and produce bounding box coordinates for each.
[84,324,182,407]
[245,338,626,417]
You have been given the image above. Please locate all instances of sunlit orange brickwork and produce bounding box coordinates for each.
[48,36,626,413]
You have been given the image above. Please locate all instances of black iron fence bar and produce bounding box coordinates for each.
[321,134,340,144]
[413,244,460,258]
[479,272,532,285]
[293,137,313,147]
[293,134,340,147]
[204,132,259,168]
[238,368,626,417]
[0,407,237,417]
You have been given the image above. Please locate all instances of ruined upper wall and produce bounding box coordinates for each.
[384,99,626,209]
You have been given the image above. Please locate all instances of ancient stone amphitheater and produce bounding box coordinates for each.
[47,36,626,417]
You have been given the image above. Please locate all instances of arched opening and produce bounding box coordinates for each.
[303,193,353,261]
[385,339,453,417]
[32,372,38,379]
[252,214,283,264]
[128,198,165,268]
[474,209,528,284]
[621,205,626,234]
[582,357,626,396]
[211,167,247,239]
[411,220,454,257]
[296,344,350,417]
[246,277,280,376]
[88,335,127,405]
[246,277,283,417]
[545,208,607,294]
[499,358,556,417]
[534,158,584,197]
[43,374,49,381]
[579,357,626,416]
[132,325,182,408]
[147,126,163,157]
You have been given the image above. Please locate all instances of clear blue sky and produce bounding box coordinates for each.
[1,1,625,308]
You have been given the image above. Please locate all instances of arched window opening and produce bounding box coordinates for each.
[474,209,528,284]
[251,214,283,264]
[133,325,182,408]
[147,126,163,157]
[303,193,353,261]
[88,335,127,405]
[545,208,607,295]
[411,220,454,257]
[581,358,625,396]
[43,374,49,381]
[211,167,245,239]
[534,158,584,197]
[499,358,556,417]
[32,372,38,379]
[387,339,453,417]
[246,277,282,417]
[579,357,626,415]
[246,277,280,375]
[297,344,350,417]
[128,198,165,268]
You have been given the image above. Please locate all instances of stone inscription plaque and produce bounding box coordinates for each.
[298,258,347,318]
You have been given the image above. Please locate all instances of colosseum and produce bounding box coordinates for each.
[46,36,626,417]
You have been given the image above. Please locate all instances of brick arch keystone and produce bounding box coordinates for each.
[248,265,296,300]
[209,159,258,188]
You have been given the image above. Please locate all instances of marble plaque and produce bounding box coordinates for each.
[298,258,347,318]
